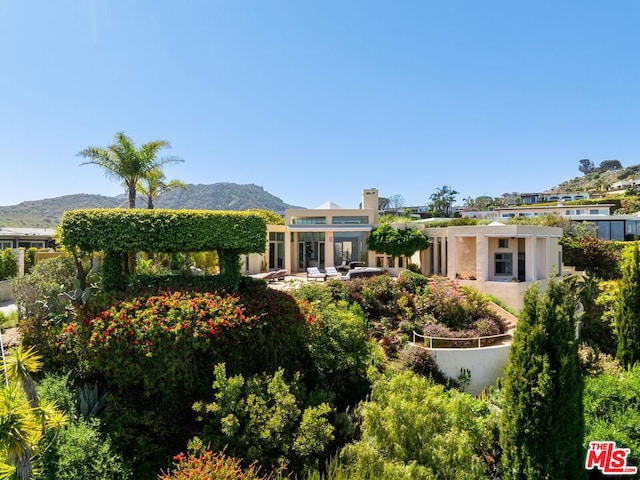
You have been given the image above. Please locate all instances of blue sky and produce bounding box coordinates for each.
[1,1,639,210]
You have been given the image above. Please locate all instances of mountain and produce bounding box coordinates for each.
[0,183,300,228]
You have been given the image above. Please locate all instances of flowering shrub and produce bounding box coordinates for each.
[64,291,257,397]
[159,443,266,480]
[62,286,317,477]
[415,277,504,332]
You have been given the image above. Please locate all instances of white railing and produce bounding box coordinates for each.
[412,330,512,349]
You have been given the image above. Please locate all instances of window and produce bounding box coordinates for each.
[269,232,284,241]
[495,253,513,275]
[498,239,509,248]
[17,241,44,249]
[292,217,326,225]
[0,241,12,250]
[589,209,600,215]
[332,215,369,224]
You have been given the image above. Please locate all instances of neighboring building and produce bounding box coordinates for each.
[608,179,640,194]
[0,227,56,250]
[569,214,640,241]
[495,203,614,218]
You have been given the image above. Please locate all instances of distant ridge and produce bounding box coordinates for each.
[0,183,300,228]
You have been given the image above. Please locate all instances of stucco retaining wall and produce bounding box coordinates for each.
[0,280,12,302]
[427,342,511,395]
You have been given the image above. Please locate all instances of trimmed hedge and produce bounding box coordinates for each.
[60,209,266,253]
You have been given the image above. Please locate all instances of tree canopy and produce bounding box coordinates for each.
[367,224,430,259]
[78,132,183,208]
[428,185,458,217]
[579,158,595,174]
[500,281,584,479]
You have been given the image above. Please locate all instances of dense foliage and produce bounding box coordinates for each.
[584,365,640,469]
[561,232,623,280]
[367,224,430,259]
[339,371,499,479]
[11,257,77,369]
[0,248,17,281]
[194,364,334,472]
[15,252,640,479]
[615,242,640,367]
[500,282,584,479]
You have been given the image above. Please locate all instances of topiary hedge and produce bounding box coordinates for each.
[60,209,266,253]
[60,209,267,291]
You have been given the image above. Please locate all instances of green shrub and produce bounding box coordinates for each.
[194,363,334,473]
[305,302,373,408]
[0,248,18,280]
[561,234,623,280]
[415,277,504,332]
[10,256,77,370]
[39,418,132,480]
[37,372,76,417]
[340,371,499,479]
[64,291,258,400]
[584,365,640,468]
[360,275,399,319]
[398,345,454,387]
[397,270,428,294]
[24,247,38,274]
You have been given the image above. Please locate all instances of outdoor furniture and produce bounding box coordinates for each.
[341,267,383,280]
[249,269,287,282]
[325,266,340,278]
[306,267,327,281]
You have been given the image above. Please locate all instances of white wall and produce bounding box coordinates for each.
[427,343,511,395]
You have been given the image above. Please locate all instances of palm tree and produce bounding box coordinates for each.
[429,185,459,217]
[137,168,188,209]
[78,132,183,208]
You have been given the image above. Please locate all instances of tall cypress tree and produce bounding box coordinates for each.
[500,281,584,480]
[616,241,640,368]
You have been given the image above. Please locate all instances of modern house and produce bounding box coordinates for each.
[244,189,564,310]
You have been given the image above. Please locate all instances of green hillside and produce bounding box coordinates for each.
[0,183,299,228]
[553,163,640,193]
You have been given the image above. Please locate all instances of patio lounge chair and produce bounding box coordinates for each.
[306,267,326,281]
[249,269,287,282]
[325,266,340,278]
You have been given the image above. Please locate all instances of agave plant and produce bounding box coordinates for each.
[75,384,106,418]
